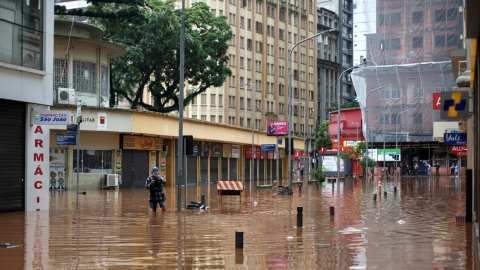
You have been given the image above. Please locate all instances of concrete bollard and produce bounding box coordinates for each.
[330,206,334,215]
[235,231,244,249]
[297,207,303,227]
[201,194,205,205]
[373,194,377,201]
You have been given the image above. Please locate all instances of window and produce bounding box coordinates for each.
[435,35,445,47]
[229,13,236,25]
[279,29,285,40]
[211,94,216,105]
[0,1,44,70]
[309,56,314,66]
[447,8,457,21]
[247,19,252,30]
[391,13,401,25]
[294,87,299,97]
[413,88,424,98]
[211,9,216,15]
[247,98,251,109]
[255,100,261,110]
[54,59,69,92]
[211,115,216,122]
[413,113,422,124]
[256,41,263,53]
[391,114,401,125]
[100,65,108,97]
[73,60,96,93]
[412,11,423,24]
[247,39,252,50]
[230,34,236,46]
[255,60,262,71]
[256,0,262,13]
[247,58,252,69]
[256,21,263,33]
[229,54,236,66]
[379,14,389,26]
[309,90,313,100]
[255,119,261,130]
[380,114,389,124]
[447,34,457,46]
[73,150,113,173]
[279,103,284,114]
[229,75,236,86]
[280,10,286,22]
[294,105,298,116]
[218,116,223,123]
[240,117,244,127]
[391,89,401,99]
[279,84,285,96]
[240,57,244,68]
[309,21,314,31]
[192,115,197,119]
[230,0,236,4]
[435,9,445,22]
[229,95,236,107]
[219,94,223,106]
[201,115,207,121]
[413,37,423,48]
[229,117,236,125]
[201,94,207,104]
[255,80,261,91]
[240,97,244,109]
[192,96,197,105]
[390,38,401,50]
[301,18,306,29]
[247,118,251,127]
[240,16,244,28]
[279,47,285,58]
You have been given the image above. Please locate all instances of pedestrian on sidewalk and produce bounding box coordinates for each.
[426,163,431,177]
[455,164,459,177]
[435,163,440,177]
[413,163,418,176]
[145,167,166,212]
[300,164,304,176]
[451,163,455,176]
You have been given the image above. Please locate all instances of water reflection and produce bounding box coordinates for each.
[0,176,477,269]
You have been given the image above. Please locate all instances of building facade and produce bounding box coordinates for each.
[0,0,54,212]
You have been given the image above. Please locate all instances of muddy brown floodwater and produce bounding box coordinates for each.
[0,176,478,269]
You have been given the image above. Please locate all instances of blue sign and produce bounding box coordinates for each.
[261,144,276,151]
[57,135,77,145]
[277,137,282,145]
[67,124,78,135]
[443,132,467,145]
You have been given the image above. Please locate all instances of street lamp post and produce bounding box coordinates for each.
[297,101,305,177]
[242,83,255,192]
[382,97,402,176]
[286,28,335,193]
[364,84,390,181]
[395,108,414,178]
[352,122,358,176]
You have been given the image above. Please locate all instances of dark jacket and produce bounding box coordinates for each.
[146,175,166,203]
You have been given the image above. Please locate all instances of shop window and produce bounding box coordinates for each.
[73,150,113,174]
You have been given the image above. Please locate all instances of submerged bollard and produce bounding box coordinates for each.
[373,194,377,201]
[384,191,387,197]
[297,207,303,227]
[330,206,334,216]
[201,194,205,205]
[235,231,244,249]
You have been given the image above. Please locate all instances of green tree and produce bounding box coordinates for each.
[311,120,332,181]
[326,100,360,112]
[55,0,232,112]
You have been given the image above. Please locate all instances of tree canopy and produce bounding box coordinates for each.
[313,120,333,151]
[55,0,232,112]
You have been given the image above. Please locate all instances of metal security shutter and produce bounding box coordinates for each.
[0,100,25,212]
[221,158,228,180]
[258,159,265,183]
[121,150,149,188]
[186,156,197,185]
[229,158,237,181]
[210,157,218,183]
[200,157,209,183]
[266,159,272,182]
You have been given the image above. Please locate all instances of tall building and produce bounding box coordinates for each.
[0,0,54,212]
[352,0,376,66]
[316,7,340,122]
[316,0,355,103]
[186,0,319,143]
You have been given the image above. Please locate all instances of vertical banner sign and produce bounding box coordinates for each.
[27,124,50,211]
[49,148,66,190]
[115,149,122,177]
[149,151,157,174]
[222,144,232,158]
[160,151,167,172]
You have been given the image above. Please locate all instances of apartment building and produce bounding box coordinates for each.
[186,0,318,143]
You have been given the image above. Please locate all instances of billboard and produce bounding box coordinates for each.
[266,121,288,136]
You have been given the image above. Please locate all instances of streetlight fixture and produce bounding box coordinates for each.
[242,82,255,192]
[286,28,335,193]
[363,84,391,181]
[382,97,403,175]
[352,122,359,176]
[395,108,414,177]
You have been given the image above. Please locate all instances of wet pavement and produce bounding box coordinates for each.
[0,175,478,269]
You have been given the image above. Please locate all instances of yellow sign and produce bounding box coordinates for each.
[122,135,163,150]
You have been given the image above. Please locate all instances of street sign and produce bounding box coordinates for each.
[261,144,276,151]
[31,111,71,125]
[67,124,78,135]
[444,133,467,145]
[57,135,77,145]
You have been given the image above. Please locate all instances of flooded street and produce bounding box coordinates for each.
[0,176,478,269]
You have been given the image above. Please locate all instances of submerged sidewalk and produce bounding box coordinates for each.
[0,176,478,269]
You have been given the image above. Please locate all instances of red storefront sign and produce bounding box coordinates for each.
[451,145,467,156]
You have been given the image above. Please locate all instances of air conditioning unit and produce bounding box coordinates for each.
[58,88,75,105]
[106,174,119,187]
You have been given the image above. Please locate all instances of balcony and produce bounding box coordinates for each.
[266,0,277,5]
[289,4,298,13]
[301,9,307,18]
[280,0,286,9]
